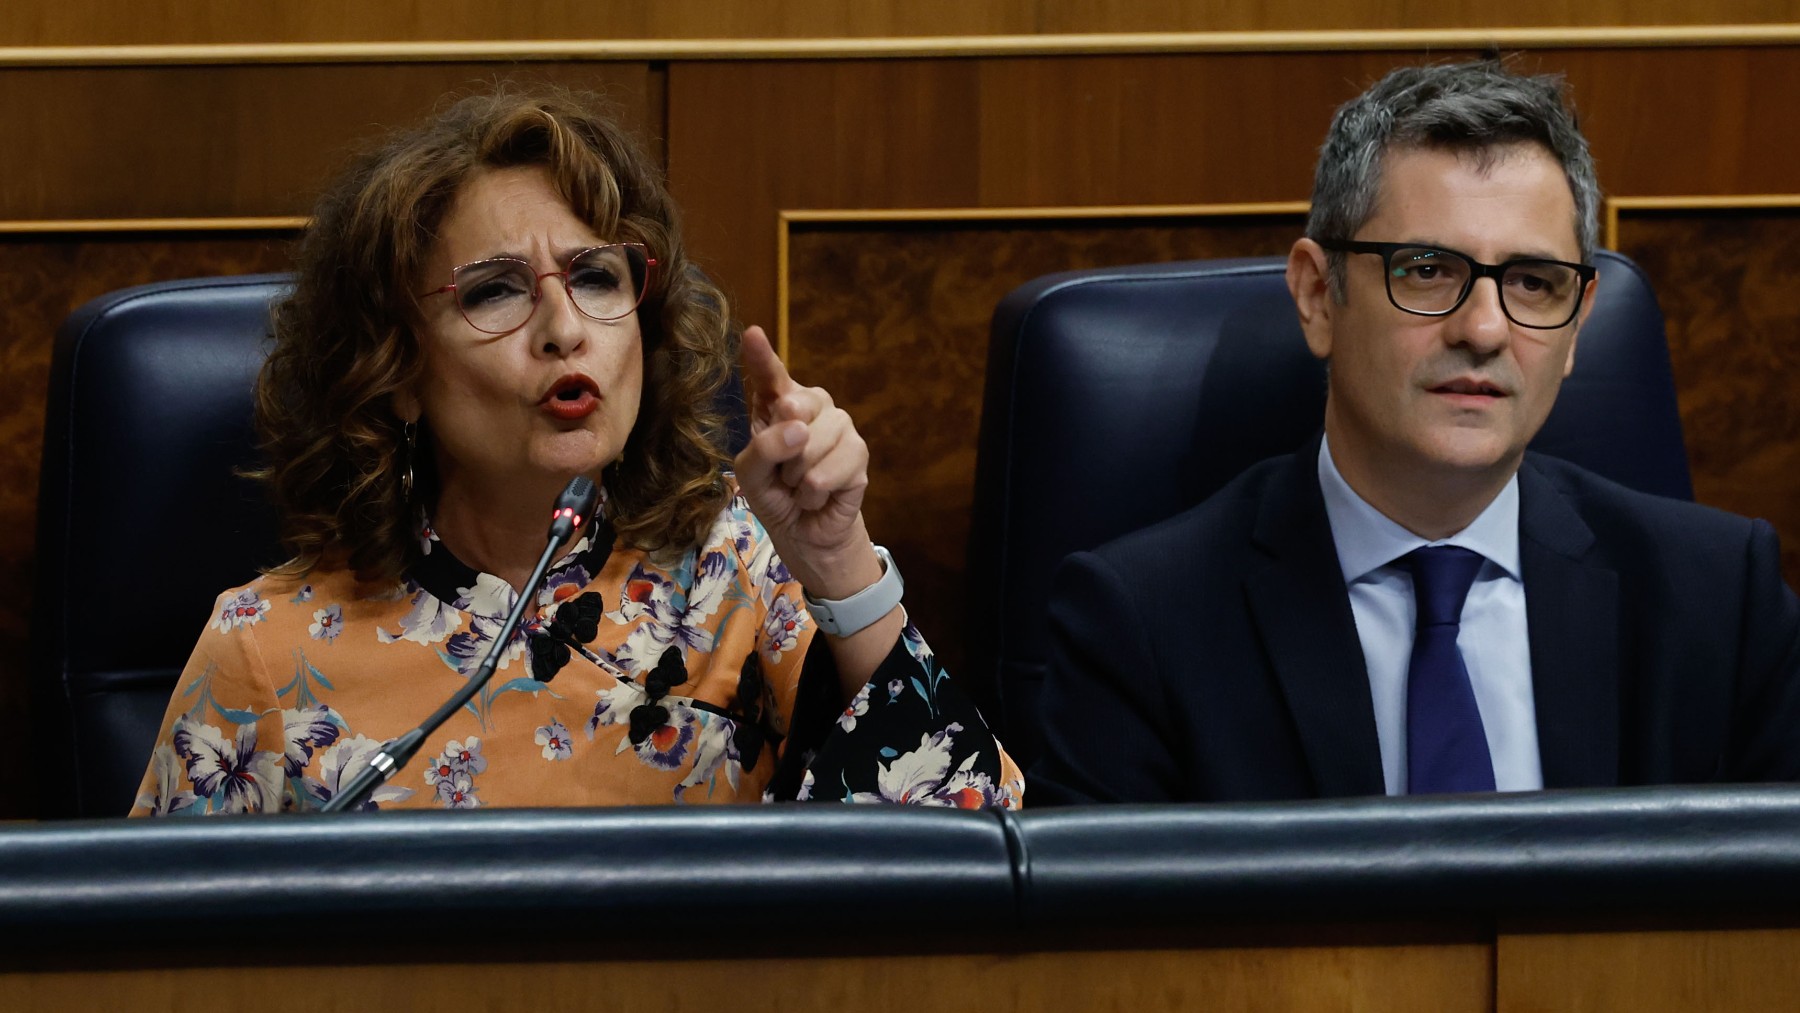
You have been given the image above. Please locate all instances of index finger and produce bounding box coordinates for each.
[739,325,798,415]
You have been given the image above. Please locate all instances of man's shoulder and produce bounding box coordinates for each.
[1086,452,1298,573]
[1523,452,1764,564]
[1527,454,1754,530]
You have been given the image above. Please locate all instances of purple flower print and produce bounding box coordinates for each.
[454,572,519,618]
[137,743,199,817]
[730,508,756,558]
[900,622,935,670]
[213,589,271,635]
[172,716,284,813]
[847,723,965,806]
[611,563,677,626]
[633,704,698,771]
[613,552,732,674]
[305,735,416,810]
[837,681,872,733]
[376,587,461,646]
[443,737,487,775]
[762,594,804,664]
[588,680,647,738]
[444,629,483,666]
[675,712,739,802]
[748,538,793,596]
[725,503,792,602]
[539,565,594,610]
[436,769,480,809]
[931,753,1008,810]
[309,604,344,642]
[281,704,342,776]
[535,720,574,761]
[423,737,488,805]
[291,584,314,604]
[465,614,530,673]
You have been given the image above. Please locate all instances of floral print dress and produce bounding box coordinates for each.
[130,486,1023,815]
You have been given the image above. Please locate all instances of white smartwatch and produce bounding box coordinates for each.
[804,545,904,638]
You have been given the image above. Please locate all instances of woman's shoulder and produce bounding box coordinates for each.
[218,565,407,601]
[204,566,411,634]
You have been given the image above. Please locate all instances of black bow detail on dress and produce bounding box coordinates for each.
[730,654,788,773]
[528,591,607,684]
[528,635,570,683]
[628,645,689,746]
[551,591,604,643]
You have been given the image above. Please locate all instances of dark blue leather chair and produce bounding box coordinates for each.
[967,250,1690,768]
[34,275,291,819]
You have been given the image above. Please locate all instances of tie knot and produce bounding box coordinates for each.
[1403,545,1485,628]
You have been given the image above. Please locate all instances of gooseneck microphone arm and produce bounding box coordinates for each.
[322,476,600,813]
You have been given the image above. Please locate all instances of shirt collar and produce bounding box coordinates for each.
[1317,434,1522,584]
[409,511,616,619]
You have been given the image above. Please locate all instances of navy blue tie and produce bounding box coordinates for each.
[1403,546,1496,794]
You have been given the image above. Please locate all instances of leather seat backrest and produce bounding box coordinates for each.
[34,275,291,818]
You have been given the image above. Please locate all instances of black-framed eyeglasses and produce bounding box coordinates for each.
[1320,239,1596,330]
[420,242,656,335]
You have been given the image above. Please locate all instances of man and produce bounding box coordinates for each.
[1029,60,1800,804]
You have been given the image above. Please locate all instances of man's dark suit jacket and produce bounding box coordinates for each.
[1029,445,1800,804]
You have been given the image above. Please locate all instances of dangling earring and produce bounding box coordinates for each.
[401,421,417,502]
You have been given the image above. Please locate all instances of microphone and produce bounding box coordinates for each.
[323,475,600,813]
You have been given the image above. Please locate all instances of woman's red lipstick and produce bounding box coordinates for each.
[541,375,601,420]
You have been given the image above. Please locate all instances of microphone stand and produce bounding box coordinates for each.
[323,477,597,813]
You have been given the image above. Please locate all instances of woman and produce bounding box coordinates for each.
[129,88,1022,814]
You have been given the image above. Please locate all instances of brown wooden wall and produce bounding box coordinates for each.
[4,25,1799,817]
[6,1,1800,44]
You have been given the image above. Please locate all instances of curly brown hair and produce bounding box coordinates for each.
[256,86,735,581]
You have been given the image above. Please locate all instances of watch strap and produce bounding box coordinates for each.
[804,545,904,638]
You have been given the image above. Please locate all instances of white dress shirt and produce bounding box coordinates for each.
[1317,437,1543,794]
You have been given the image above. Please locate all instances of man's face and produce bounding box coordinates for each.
[1290,142,1594,488]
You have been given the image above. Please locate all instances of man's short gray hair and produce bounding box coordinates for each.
[1306,60,1600,298]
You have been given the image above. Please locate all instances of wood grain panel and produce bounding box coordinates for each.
[0,62,654,220]
[668,59,985,332]
[1498,923,1800,1012]
[8,0,1800,45]
[0,233,297,821]
[1544,48,1800,198]
[1615,208,1800,592]
[670,51,1440,331]
[0,939,1492,1012]
[968,51,1474,209]
[674,47,1800,337]
[785,214,1304,685]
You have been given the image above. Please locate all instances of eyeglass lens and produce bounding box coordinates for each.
[453,244,649,334]
[1385,247,1583,327]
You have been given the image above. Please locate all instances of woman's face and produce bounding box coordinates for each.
[402,164,644,512]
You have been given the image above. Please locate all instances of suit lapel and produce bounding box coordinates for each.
[1245,448,1386,797]
[1518,458,1621,788]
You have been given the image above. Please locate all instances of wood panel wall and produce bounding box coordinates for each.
[674,47,1800,333]
[1616,208,1800,586]
[0,64,655,219]
[2,27,1797,818]
[7,1,1800,45]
